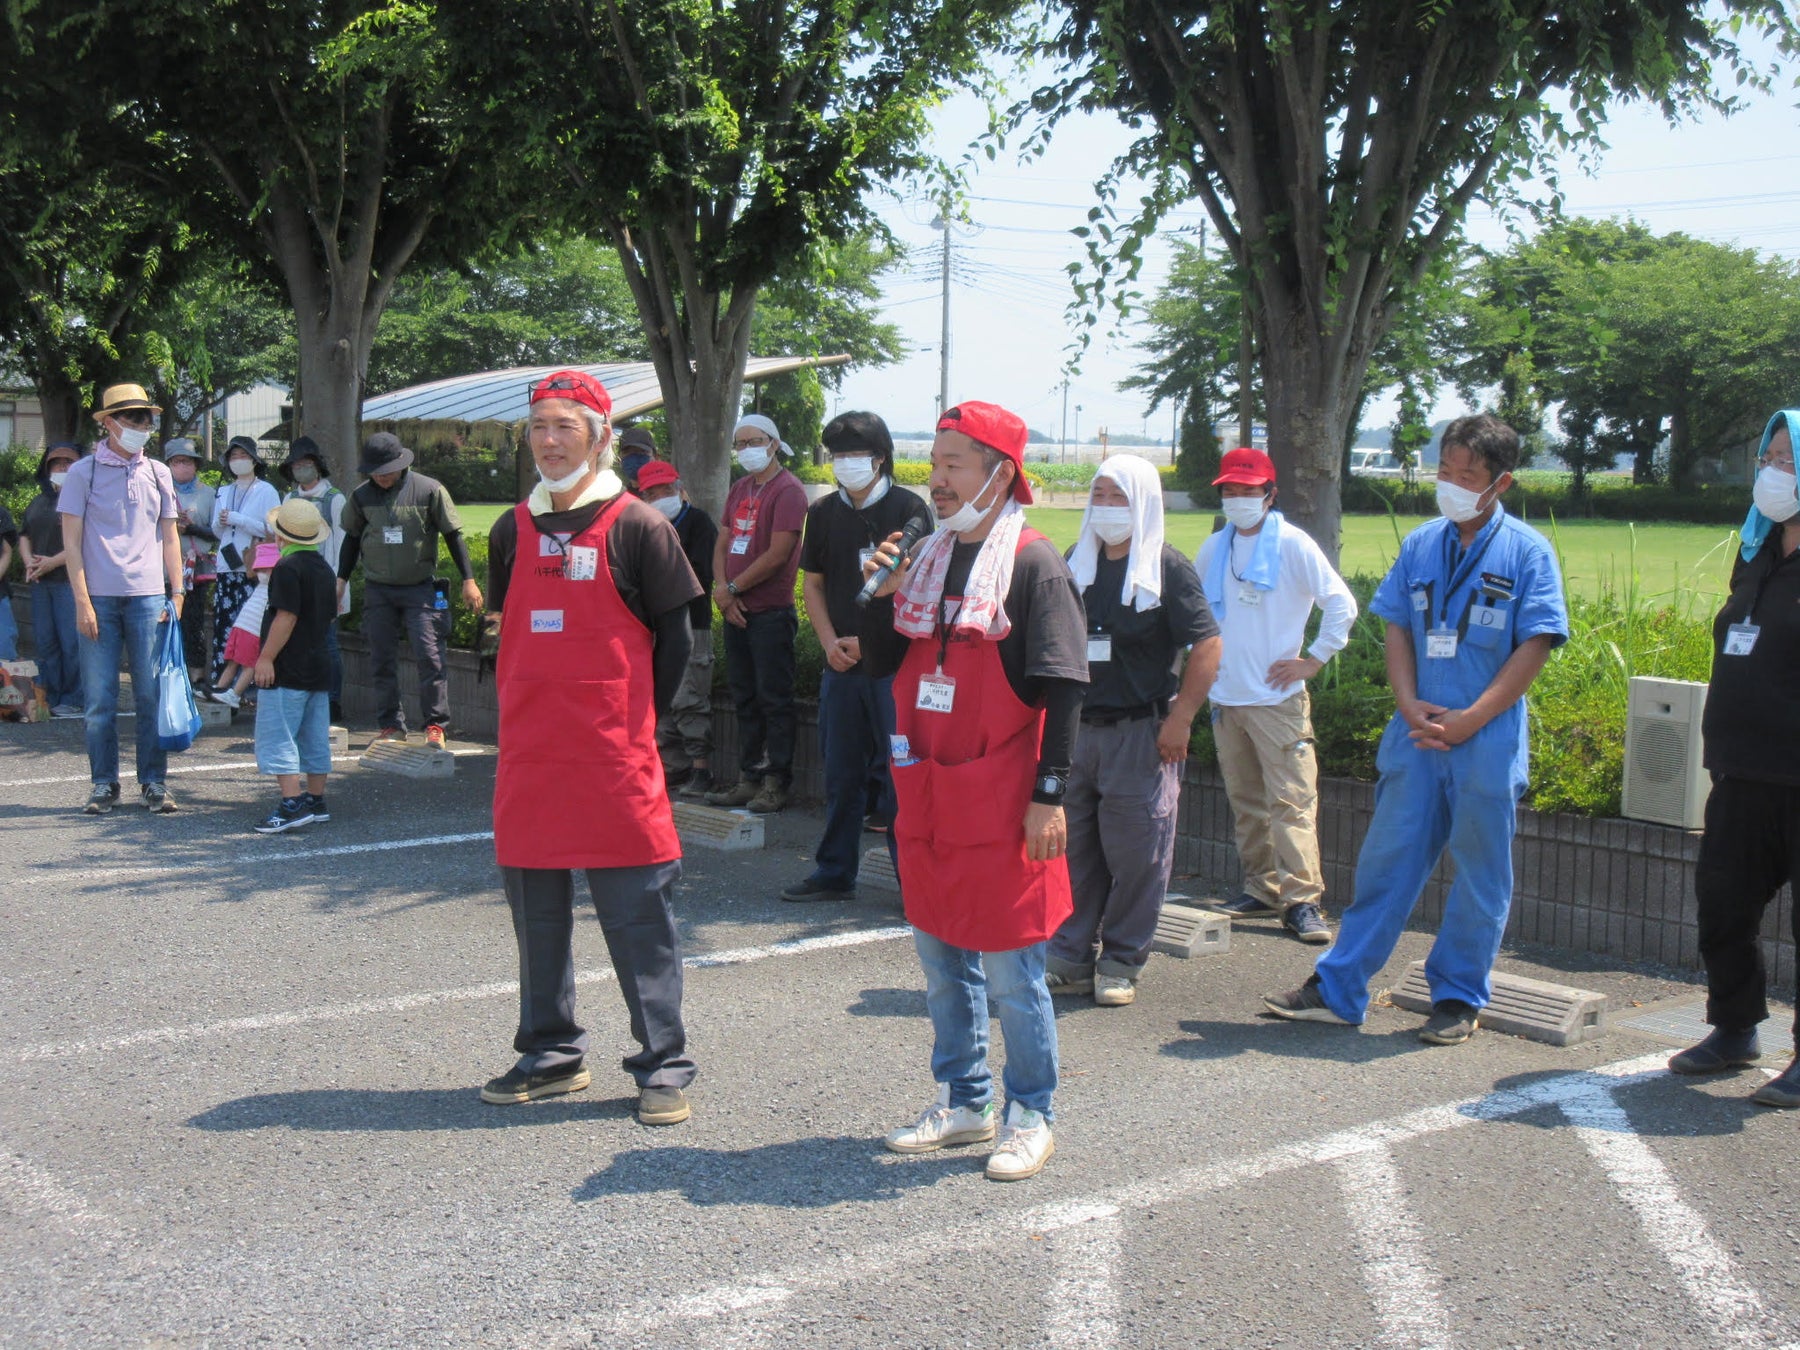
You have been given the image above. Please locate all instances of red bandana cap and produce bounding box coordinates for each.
[937,400,1033,504]
[1213,447,1276,486]
[529,369,613,417]
[635,460,680,489]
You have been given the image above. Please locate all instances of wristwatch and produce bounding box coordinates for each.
[1035,773,1066,799]
[725,581,740,597]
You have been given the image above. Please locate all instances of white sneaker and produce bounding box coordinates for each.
[1094,974,1136,1007]
[213,687,241,709]
[883,1084,997,1154]
[985,1101,1055,1181]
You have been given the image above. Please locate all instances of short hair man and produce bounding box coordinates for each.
[860,400,1088,1181]
[481,369,703,1125]
[780,411,931,903]
[58,383,185,814]
[1195,448,1358,944]
[335,433,482,748]
[1264,415,1567,1044]
[638,459,722,798]
[704,413,808,813]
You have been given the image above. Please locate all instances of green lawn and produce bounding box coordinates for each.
[459,497,1742,607]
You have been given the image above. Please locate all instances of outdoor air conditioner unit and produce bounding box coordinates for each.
[1621,676,1710,830]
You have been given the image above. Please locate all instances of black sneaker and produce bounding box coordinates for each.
[638,1085,691,1125]
[1751,1056,1800,1108]
[141,783,177,814]
[1282,902,1332,945]
[1262,974,1352,1024]
[301,792,331,823]
[677,768,716,800]
[253,797,316,834]
[780,875,855,903]
[1419,999,1480,1046]
[1669,1026,1761,1075]
[83,783,120,815]
[480,1064,592,1105]
[1207,892,1279,918]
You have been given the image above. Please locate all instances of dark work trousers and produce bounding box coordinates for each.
[362,580,449,732]
[722,605,798,785]
[179,579,212,674]
[1047,716,1181,979]
[324,617,342,710]
[812,664,896,888]
[1694,776,1800,1044]
[500,861,696,1089]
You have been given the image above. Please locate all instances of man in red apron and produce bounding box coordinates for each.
[480,370,704,1127]
[860,401,1088,1181]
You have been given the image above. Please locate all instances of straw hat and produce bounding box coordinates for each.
[91,383,162,422]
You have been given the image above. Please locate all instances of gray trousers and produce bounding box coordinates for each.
[362,580,448,731]
[1047,716,1181,978]
[500,861,696,1089]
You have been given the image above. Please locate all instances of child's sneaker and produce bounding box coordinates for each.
[301,792,330,823]
[213,687,241,709]
[254,797,316,834]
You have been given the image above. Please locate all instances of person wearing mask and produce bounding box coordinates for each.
[20,443,84,715]
[618,425,657,496]
[1263,414,1567,1044]
[280,436,349,720]
[638,460,721,798]
[482,370,702,1126]
[1195,448,1359,945]
[785,412,934,901]
[58,383,185,814]
[860,400,1087,1182]
[335,433,483,748]
[704,413,807,814]
[1666,410,1800,1108]
[1046,454,1220,1005]
[209,435,280,693]
[162,439,217,681]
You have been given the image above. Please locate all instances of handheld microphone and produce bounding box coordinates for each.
[855,516,932,607]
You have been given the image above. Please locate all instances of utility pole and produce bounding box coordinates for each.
[932,205,952,420]
[1060,378,1070,462]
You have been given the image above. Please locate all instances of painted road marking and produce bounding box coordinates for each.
[1334,1143,1453,1350]
[0,755,356,790]
[59,830,496,880]
[1042,1201,1124,1349]
[0,1149,122,1239]
[17,926,913,1062]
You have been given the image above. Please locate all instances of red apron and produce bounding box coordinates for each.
[890,528,1073,952]
[493,497,680,870]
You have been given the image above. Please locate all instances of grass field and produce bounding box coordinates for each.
[458,500,1742,607]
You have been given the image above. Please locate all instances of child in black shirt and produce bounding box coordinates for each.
[252,499,339,834]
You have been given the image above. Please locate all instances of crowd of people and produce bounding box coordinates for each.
[12,374,1800,1173]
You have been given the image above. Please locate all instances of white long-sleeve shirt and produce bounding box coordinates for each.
[1194,520,1358,707]
[211,478,281,574]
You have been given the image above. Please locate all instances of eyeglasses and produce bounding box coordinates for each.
[1759,451,1796,472]
[733,435,772,450]
[112,409,154,427]
[531,375,591,399]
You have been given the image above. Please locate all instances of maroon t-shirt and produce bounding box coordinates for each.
[722,467,807,611]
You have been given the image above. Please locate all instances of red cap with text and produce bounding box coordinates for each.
[1213,447,1276,486]
[529,369,613,417]
[635,460,679,489]
[937,400,1033,503]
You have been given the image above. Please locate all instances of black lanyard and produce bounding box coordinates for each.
[1438,519,1499,626]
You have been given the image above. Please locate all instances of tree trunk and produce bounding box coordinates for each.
[1258,324,1363,566]
[289,270,374,475]
[1667,403,1694,491]
[35,371,86,447]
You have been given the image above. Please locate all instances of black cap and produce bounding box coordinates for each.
[226,435,259,458]
[281,435,331,481]
[619,426,656,453]
[356,432,414,477]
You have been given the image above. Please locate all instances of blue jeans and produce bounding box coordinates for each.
[79,593,169,788]
[0,588,17,661]
[254,687,332,777]
[811,665,896,887]
[912,929,1058,1119]
[29,580,81,707]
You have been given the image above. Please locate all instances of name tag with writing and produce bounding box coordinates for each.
[1237,585,1263,607]
[530,610,564,634]
[916,674,956,714]
[1723,622,1759,656]
[729,535,750,555]
[1087,634,1113,663]
[539,534,563,557]
[565,545,598,581]
[382,526,404,545]
[1470,603,1507,631]
[1425,628,1458,659]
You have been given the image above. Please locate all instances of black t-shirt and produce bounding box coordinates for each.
[671,503,719,630]
[800,482,933,643]
[487,495,703,628]
[23,492,63,580]
[0,503,17,549]
[1704,533,1800,784]
[1077,543,1217,713]
[262,551,337,691]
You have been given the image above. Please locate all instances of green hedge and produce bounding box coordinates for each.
[1343,472,1749,525]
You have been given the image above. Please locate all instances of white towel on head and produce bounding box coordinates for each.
[1068,453,1165,611]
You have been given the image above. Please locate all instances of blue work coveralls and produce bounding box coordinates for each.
[1314,503,1568,1023]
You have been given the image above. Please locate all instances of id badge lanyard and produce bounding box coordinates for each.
[1427,521,1499,658]
[916,595,958,713]
[1722,558,1785,657]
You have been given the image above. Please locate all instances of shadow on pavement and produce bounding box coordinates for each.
[1161,1016,1428,1065]
[847,986,926,1018]
[571,1135,967,1207]
[188,1086,636,1132]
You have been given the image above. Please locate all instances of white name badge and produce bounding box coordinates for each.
[889,733,916,766]
[1236,584,1263,607]
[382,526,404,545]
[1411,589,1429,612]
[1425,628,1458,659]
[916,673,956,714]
[565,544,598,581]
[1087,634,1113,663]
[1470,604,1506,631]
[729,535,751,555]
[539,534,562,557]
[859,546,878,571]
[1723,622,1760,656]
[530,610,564,634]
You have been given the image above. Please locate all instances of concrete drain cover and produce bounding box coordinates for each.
[1615,997,1794,1047]
[1153,899,1230,959]
[359,739,455,779]
[672,802,764,851]
[860,847,899,893]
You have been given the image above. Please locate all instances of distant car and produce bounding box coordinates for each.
[1349,449,1408,478]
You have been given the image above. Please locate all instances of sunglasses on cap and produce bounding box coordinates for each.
[530,374,601,400]
[112,409,155,427]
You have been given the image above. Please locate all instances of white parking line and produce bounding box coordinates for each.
[63,830,496,880]
[0,1149,122,1238]
[1335,1144,1453,1350]
[17,926,913,1062]
[1043,1202,1123,1349]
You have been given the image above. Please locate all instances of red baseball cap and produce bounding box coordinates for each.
[529,369,613,417]
[937,400,1033,504]
[1213,447,1276,486]
[635,460,679,489]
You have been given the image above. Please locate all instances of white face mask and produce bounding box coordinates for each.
[228,457,254,478]
[115,426,152,454]
[651,494,683,521]
[1753,465,1799,523]
[735,444,772,475]
[49,471,69,489]
[1221,496,1268,531]
[935,464,1004,535]
[1436,478,1491,524]
[292,463,320,488]
[538,459,592,493]
[832,456,877,493]
[1088,505,1133,546]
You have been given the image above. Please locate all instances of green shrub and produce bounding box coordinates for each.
[1343,471,1749,525]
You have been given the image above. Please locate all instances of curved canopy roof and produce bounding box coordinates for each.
[361,354,850,425]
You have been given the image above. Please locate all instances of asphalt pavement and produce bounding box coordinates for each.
[2,715,1798,1349]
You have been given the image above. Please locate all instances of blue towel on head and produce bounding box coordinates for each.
[1203,510,1284,607]
[1741,409,1800,562]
